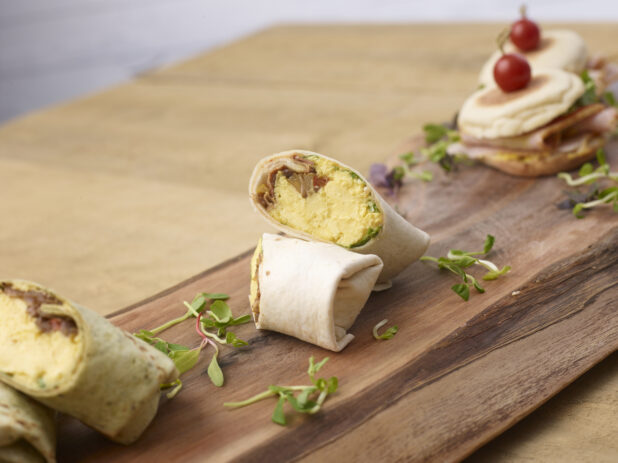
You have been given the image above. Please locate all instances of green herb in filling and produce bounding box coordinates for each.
[349,226,382,248]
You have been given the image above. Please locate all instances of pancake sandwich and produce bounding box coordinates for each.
[450,69,617,176]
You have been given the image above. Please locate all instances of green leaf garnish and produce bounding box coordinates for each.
[272,396,287,425]
[603,91,617,107]
[349,226,382,248]
[421,234,511,301]
[209,300,232,324]
[451,283,470,301]
[208,352,224,387]
[399,151,418,165]
[372,319,398,340]
[368,200,380,213]
[224,357,338,426]
[134,289,249,397]
[483,234,495,254]
[423,123,450,144]
[348,170,361,180]
[573,70,598,108]
[170,348,201,375]
[557,149,618,218]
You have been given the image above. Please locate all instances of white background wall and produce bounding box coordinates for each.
[1,0,618,123]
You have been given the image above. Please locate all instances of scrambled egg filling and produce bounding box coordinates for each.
[268,157,383,248]
[249,237,262,319]
[0,292,81,390]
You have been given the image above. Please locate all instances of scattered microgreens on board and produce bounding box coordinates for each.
[224,357,338,426]
[419,123,466,173]
[421,235,511,301]
[134,291,251,396]
[557,149,618,218]
[373,319,398,340]
[369,122,467,195]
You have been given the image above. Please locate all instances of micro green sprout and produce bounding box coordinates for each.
[421,234,511,301]
[557,149,618,218]
[224,357,338,426]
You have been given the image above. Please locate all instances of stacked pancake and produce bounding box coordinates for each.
[0,280,179,461]
[450,69,617,176]
[248,151,430,351]
[479,29,618,94]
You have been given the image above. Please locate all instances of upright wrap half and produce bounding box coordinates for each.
[0,382,56,463]
[249,151,430,286]
[0,280,178,444]
[250,233,383,351]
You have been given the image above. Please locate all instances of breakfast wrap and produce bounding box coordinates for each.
[0,280,178,444]
[250,233,383,352]
[249,150,430,286]
[0,382,56,463]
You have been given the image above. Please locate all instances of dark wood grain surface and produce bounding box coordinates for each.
[57,141,618,462]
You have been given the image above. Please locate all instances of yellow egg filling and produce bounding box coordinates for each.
[267,156,383,248]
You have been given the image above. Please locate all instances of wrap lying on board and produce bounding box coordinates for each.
[0,280,178,444]
[250,233,383,351]
[0,382,56,463]
[249,151,430,286]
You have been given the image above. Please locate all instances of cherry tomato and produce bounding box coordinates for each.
[510,17,540,51]
[493,53,531,92]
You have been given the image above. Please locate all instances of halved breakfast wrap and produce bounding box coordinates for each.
[0,280,178,444]
[250,233,383,352]
[249,151,430,285]
[0,382,56,463]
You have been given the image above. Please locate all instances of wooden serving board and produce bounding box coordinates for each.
[58,141,618,463]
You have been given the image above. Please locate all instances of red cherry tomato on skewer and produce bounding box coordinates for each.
[493,53,531,92]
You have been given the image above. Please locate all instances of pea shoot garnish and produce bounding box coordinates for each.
[373,319,398,340]
[134,291,251,396]
[224,357,338,426]
[557,149,618,218]
[421,235,511,301]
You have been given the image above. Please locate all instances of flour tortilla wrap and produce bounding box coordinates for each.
[0,280,178,444]
[250,234,383,352]
[249,151,430,286]
[0,382,56,463]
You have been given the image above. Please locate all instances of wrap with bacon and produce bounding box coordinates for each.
[0,280,178,444]
[249,151,430,285]
[0,382,56,463]
[451,69,617,176]
[250,233,383,351]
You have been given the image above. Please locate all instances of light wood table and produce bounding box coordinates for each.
[1,24,616,462]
